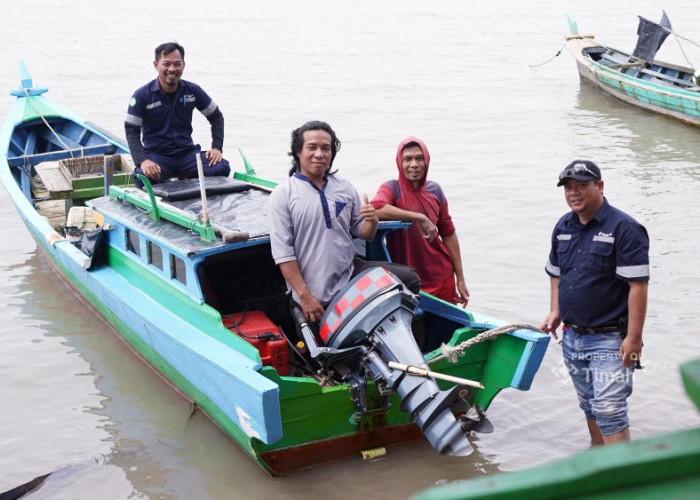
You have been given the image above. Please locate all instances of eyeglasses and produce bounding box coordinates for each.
[558,163,598,181]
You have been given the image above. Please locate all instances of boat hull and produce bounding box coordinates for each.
[566,36,700,126]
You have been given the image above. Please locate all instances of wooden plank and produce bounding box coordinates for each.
[608,62,644,70]
[34,161,73,199]
[639,67,700,89]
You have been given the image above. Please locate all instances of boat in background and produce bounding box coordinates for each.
[565,12,700,126]
[413,357,700,500]
[0,63,549,475]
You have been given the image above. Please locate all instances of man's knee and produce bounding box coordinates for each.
[593,409,629,436]
[205,157,231,177]
[398,265,421,294]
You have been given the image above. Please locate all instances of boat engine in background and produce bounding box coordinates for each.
[294,267,475,456]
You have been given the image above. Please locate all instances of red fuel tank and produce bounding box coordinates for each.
[223,311,289,376]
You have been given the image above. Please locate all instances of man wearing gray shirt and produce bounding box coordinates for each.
[268,121,420,325]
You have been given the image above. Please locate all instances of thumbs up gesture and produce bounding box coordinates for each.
[361,193,378,223]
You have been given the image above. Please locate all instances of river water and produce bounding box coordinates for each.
[1,1,700,498]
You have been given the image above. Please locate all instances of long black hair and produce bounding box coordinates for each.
[288,120,341,177]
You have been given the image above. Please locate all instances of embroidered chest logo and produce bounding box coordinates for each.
[592,231,615,243]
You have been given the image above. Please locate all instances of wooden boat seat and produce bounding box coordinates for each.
[34,161,73,199]
[607,62,645,70]
[33,154,135,201]
[638,68,700,89]
[6,143,120,168]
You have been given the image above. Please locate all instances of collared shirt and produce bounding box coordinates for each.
[124,78,222,162]
[268,173,366,304]
[545,199,649,327]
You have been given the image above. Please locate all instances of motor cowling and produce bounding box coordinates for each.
[319,267,474,456]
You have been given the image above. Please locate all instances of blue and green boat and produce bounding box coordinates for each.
[565,12,700,126]
[0,64,549,475]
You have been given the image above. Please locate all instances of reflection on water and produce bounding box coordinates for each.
[570,80,700,178]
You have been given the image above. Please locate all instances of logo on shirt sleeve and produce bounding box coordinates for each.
[129,96,137,107]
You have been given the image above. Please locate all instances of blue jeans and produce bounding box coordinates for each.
[562,329,635,435]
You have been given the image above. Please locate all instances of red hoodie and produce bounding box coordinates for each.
[370,137,456,287]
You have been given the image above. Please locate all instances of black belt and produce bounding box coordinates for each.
[567,324,620,334]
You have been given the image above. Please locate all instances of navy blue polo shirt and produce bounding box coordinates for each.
[545,199,649,328]
[125,78,221,158]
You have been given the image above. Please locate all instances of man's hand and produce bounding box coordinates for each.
[620,336,643,368]
[140,159,161,179]
[361,194,379,224]
[205,148,223,166]
[300,292,325,323]
[540,311,561,339]
[455,278,470,305]
[418,215,437,242]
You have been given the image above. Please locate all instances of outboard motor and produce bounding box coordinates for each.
[310,267,475,456]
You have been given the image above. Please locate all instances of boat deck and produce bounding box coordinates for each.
[583,45,700,90]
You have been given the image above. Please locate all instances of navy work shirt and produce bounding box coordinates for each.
[545,199,649,328]
[124,78,222,164]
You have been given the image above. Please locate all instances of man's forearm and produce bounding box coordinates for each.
[627,281,648,341]
[125,123,147,165]
[549,276,560,315]
[359,220,378,240]
[376,204,425,223]
[442,233,465,279]
[279,260,311,300]
[207,109,225,152]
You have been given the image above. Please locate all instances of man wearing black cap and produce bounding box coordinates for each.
[541,160,649,445]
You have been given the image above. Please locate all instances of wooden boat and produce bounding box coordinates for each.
[413,357,700,500]
[565,12,700,126]
[0,63,549,475]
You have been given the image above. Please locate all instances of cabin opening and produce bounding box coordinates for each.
[198,243,297,342]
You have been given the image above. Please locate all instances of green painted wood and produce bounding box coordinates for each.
[232,171,278,190]
[109,184,217,241]
[414,358,700,500]
[414,427,700,500]
[681,359,700,412]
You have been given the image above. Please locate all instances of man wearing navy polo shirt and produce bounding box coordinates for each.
[125,42,230,188]
[541,160,649,445]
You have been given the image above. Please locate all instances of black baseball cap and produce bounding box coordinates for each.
[557,160,602,186]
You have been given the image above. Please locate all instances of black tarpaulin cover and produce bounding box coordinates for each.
[632,11,672,64]
[150,176,252,201]
[90,181,270,255]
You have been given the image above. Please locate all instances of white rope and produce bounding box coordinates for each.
[22,88,75,158]
[428,323,543,364]
[656,25,698,72]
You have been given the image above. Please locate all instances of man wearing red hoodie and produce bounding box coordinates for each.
[371,137,470,304]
